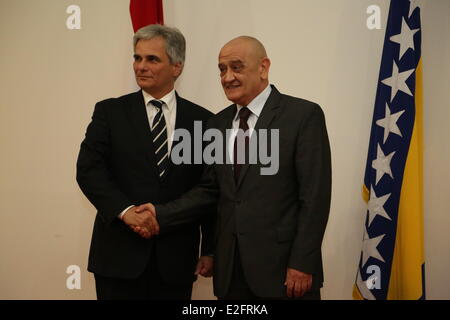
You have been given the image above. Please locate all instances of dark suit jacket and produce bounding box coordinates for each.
[76,90,214,285]
[156,85,332,297]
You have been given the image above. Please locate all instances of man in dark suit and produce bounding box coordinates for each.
[135,36,331,300]
[76,24,214,300]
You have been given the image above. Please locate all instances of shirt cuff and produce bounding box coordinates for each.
[118,205,135,220]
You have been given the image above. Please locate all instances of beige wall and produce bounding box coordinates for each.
[0,0,448,300]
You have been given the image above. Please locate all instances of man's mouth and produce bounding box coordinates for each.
[225,83,241,89]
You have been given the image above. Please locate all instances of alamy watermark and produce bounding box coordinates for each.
[365,265,381,290]
[170,121,279,176]
[66,265,81,290]
[367,5,381,30]
[66,5,81,30]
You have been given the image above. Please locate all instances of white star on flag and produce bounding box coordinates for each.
[376,103,405,143]
[368,186,392,226]
[362,229,385,266]
[381,61,414,102]
[390,18,419,60]
[372,144,395,185]
[409,0,421,18]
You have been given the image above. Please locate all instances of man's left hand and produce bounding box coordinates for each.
[284,268,312,298]
[195,256,214,277]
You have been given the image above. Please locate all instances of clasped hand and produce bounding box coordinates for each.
[122,203,158,239]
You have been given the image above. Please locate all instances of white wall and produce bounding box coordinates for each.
[421,0,450,300]
[0,0,448,300]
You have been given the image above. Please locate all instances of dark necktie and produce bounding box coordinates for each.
[150,100,169,179]
[233,107,252,184]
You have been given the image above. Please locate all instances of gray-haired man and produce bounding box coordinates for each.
[76,24,215,299]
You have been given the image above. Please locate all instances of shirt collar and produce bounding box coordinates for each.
[142,89,176,111]
[234,84,272,121]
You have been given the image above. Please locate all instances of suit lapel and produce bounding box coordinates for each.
[126,90,160,179]
[236,85,282,189]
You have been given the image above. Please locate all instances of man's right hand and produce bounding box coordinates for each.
[122,205,159,238]
[132,203,158,239]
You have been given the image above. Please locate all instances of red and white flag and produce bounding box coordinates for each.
[130,0,164,32]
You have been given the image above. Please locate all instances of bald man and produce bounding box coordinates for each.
[135,36,332,300]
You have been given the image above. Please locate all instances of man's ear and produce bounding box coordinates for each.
[260,57,271,80]
[173,61,183,78]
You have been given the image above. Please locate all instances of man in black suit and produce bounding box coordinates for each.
[136,36,332,300]
[76,24,214,300]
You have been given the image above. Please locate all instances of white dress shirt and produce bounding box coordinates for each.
[228,84,272,162]
[142,89,177,153]
[119,89,177,219]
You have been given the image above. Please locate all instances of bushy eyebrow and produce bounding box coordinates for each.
[218,60,245,67]
[133,54,161,61]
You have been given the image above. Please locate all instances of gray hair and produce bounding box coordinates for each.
[133,24,186,65]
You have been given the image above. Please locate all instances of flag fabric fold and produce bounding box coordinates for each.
[353,0,425,300]
[130,0,164,33]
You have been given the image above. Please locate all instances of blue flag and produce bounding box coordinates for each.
[353,0,425,300]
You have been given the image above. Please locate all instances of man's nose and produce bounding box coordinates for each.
[222,69,235,83]
[136,60,148,72]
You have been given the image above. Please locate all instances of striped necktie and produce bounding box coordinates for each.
[150,100,169,179]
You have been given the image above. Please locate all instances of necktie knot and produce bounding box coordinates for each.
[150,99,163,111]
[238,107,252,122]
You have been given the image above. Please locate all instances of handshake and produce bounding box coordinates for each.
[122,203,159,239]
